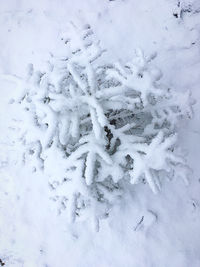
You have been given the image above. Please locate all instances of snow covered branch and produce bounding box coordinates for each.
[10,24,193,229]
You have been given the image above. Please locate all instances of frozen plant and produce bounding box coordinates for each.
[9,24,193,230]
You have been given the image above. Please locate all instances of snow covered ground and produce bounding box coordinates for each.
[0,0,200,266]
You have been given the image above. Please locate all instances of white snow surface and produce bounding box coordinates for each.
[0,0,200,266]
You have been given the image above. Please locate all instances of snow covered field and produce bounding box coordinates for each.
[0,0,200,266]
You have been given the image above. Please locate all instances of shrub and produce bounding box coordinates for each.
[10,25,193,230]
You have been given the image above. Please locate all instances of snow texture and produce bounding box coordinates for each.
[0,0,200,266]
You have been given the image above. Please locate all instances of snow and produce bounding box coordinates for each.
[0,0,200,266]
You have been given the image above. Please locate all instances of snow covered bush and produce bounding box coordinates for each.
[10,24,193,229]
